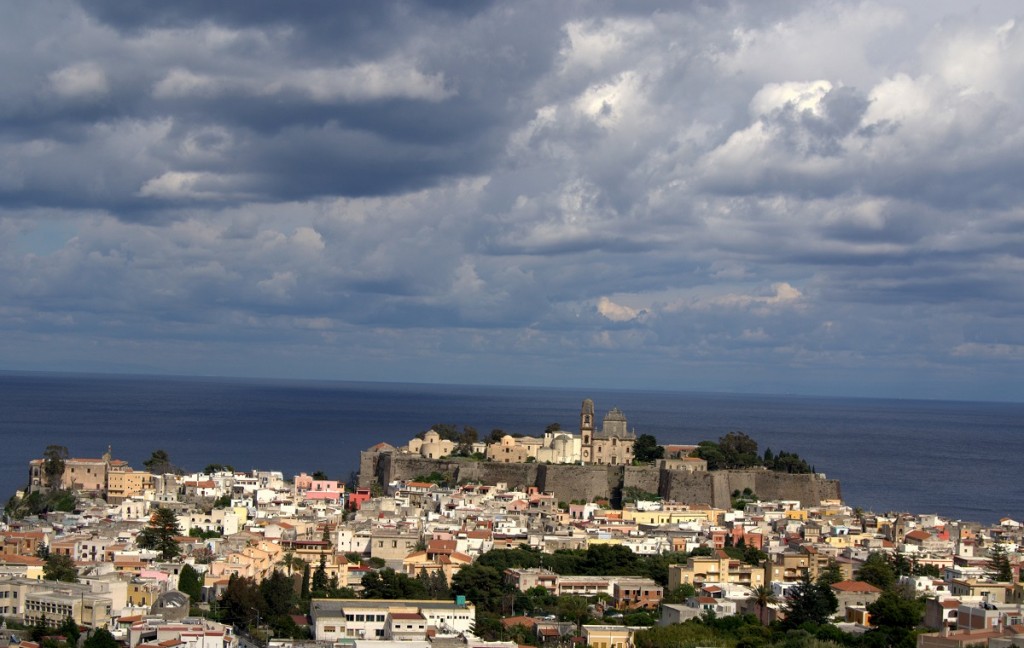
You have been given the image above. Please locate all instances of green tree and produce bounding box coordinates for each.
[581,544,638,575]
[782,578,838,628]
[867,590,924,630]
[817,559,845,586]
[42,445,69,489]
[857,552,896,590]
[178,564,203,603]
[742,544,768,567]
[662,584,696,604]
[43,554,78,582]
[83,628,119,648]
[136,507,182,560]
[987,544,1014,582]
[718,431,760,467]
[220,574,265,626]
[31,615,49,642]
[557,595,590,635]
[865,589,925,648]
[277,551,306,576]
[451,564,506,614]
[749,584,779,625]
[58,615,80,646]
[311,554,330,595]
[633,434,664,463]
[415,570,450,600]
[360,568,427,599]
[300,562,311,600]
[143,450,176,475]
[633,621,723,648]
[913,562,941,578]
[260,570,295,617]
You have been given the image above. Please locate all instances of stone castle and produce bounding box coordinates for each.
[359,399,841,508]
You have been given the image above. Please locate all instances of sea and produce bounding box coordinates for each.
[1,371,1021,525]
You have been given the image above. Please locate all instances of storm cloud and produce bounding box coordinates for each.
[2,1,1022,401]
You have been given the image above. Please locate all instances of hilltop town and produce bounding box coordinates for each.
[1,400,1022,648]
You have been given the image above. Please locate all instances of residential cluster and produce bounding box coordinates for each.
[3,434,1023,648]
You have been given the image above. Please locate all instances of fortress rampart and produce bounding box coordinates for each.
[360,450,841,508]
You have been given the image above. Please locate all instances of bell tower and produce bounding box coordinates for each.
[580,398,594,463]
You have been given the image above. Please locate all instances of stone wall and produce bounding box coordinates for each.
[455,461,539,491]
[537,465,621,505]
[622,465,661,496]
[658,469,841,508]
[365,452,841,508]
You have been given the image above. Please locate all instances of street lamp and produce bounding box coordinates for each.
[249,608,261,646]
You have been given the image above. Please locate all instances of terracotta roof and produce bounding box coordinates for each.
[831,580,882,593]
[390,612,424,620]
[0,552,44,565]
[427,540,457,553]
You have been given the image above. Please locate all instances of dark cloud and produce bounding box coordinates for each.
[0,1,1022,400]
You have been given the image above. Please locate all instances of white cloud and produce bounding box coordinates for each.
[153,68,222,99]
[257,271,297,299]
[597,296,640,322]
[153,60,451,103]
[666,283,804,313]
[49,62,109,98]
[290,227,325,252]
[750,80,833,117]
[138,171,253,201]
[274,59,452,103]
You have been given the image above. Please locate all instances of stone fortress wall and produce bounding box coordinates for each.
[361,450,841,508]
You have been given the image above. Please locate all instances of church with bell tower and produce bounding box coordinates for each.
[579,398,636,465]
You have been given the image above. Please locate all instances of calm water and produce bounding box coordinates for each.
[1,371,1021,523]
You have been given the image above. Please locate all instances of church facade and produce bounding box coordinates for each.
[579,399,636,465]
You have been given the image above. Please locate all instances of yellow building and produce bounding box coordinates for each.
[621,508,715,526]
[127,579,162,607]
[582,624,643,648]
[668,551,766,589]
[107,468,155,503]
[486,435,531,463]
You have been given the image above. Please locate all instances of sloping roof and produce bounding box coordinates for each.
[832,580,882,593]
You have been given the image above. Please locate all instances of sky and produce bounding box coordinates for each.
[1,1,1022,402]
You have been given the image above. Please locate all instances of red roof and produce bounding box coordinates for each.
[832,580,882,593]
[391,612,424,620]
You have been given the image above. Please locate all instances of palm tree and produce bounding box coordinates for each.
[749,585,779,626]
[558,595,589,636]
[853,507,866,532]
[277,551,306,576]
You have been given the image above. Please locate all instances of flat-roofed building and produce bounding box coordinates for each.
[309,598,475,642]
